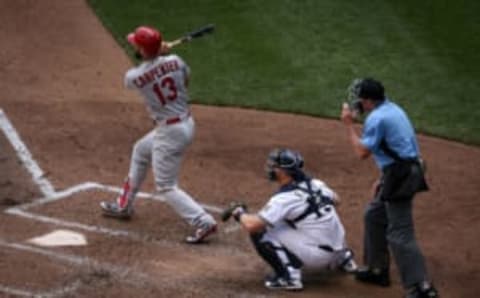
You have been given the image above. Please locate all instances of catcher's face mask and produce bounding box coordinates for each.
[266,166,279,181]
[265,148,304,181]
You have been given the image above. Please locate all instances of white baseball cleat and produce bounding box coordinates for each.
[100,201,133,220]
[185,223,217,244]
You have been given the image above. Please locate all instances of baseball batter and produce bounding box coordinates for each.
[100,26,217,244]
[222,148,357,291]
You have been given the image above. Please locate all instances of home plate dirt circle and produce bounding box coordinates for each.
[0,1,479,297]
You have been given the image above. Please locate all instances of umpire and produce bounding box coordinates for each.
[340,78,439,298]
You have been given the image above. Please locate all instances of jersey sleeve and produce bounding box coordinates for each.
[258,195,291,226]
[172,55,190,79]
[124,69,136,89]
[361,115,384,151]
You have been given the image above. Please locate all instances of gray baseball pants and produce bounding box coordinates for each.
[363,195,429,288]
[125,117,215,228]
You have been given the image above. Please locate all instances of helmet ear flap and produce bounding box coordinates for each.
[126,26,162,58]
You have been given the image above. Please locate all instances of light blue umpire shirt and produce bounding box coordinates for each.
[360,99,420,170]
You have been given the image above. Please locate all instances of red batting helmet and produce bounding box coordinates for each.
[127,26,162,58]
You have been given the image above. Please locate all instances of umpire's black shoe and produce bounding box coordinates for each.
[355,267,391,287]
[406,281,439,298]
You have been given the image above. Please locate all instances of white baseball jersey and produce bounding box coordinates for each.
[259,179,347,270]
[124,54,191,122]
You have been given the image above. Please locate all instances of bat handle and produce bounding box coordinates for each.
[165,39,183,48]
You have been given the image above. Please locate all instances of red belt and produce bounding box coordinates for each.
[166,116,182,125]
[164,111,191,125]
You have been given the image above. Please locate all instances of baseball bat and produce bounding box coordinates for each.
[166,24,215,48]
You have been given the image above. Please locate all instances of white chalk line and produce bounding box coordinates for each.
[14,181,224,214]
[93,182,225,214]
[0,238,154,292]
[0,108,240,294]
[5,181,239,249]
[5,208,189,250]
[6,208,139,239]
[0,109,55,196]
[0,280,82,298]
[12,182,99,211]
[0,108,226,235]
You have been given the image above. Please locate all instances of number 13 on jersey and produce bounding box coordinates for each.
[153,76,177,105]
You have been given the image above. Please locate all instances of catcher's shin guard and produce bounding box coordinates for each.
[251,232,303,281]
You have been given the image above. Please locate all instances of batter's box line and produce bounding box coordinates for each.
[4,182,241,244]
[0,238,154,298]
[0,109,55,197]
[0,280,82,298]
[9,181,224,214]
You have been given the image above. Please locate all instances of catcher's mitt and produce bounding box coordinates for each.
[221,201,247,222]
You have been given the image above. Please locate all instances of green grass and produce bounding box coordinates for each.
[88,0,480,144]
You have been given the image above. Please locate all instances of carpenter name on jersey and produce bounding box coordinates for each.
[132,60,180,89]
[124,54,191,122]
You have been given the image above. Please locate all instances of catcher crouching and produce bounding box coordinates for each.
[222,148,357,291]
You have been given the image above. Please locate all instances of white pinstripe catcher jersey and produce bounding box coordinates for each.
[259,179,346,249]
[124,54,191,122]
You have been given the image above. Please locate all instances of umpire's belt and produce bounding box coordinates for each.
[381,158,418,173]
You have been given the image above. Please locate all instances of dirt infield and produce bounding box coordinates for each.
[1,1,480,297]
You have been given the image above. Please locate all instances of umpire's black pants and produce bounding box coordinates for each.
[363,193,429,288]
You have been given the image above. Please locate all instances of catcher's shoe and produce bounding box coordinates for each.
[264,275,303,291]
[100,201,133,220]
[185,223,217,244]
[339,249,358,273]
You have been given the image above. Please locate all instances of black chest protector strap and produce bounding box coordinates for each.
[285,179,334,229]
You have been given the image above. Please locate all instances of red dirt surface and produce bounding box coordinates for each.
[1,1,479,297]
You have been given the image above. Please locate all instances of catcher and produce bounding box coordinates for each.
[222,148,357,291]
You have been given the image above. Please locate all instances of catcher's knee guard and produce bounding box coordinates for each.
[251,232,303,278]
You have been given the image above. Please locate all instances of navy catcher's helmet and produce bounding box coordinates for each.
[266,148,304,181]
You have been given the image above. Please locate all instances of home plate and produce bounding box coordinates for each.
[27,229,87,247]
